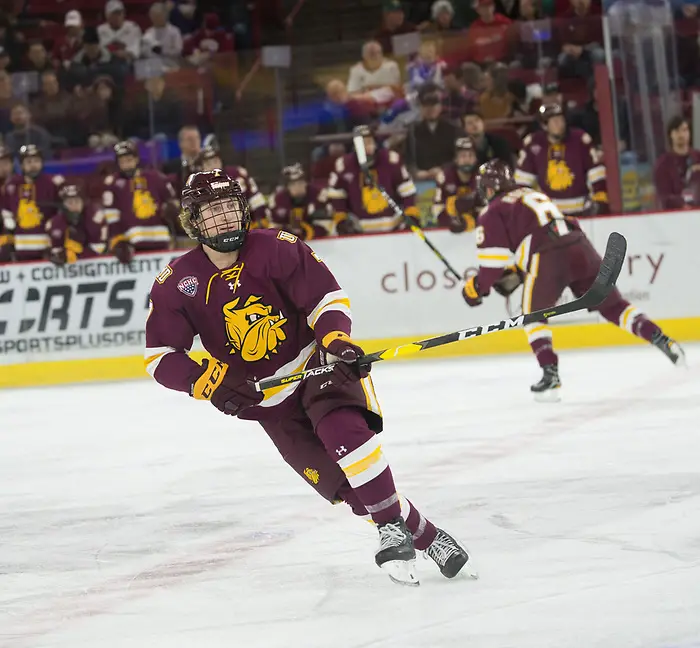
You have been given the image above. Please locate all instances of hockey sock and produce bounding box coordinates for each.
[601,302,661,343]
[529,332,558,367]
[316,407,401,525]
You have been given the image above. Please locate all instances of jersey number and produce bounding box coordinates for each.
[277,230,298,244]
[522,192,569,236]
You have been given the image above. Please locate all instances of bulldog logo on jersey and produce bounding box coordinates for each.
[177,275,199,297]
[223,295,288,361]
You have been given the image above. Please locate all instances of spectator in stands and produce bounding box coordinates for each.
[4,103,52,158]
[69,26,126,88]
[53,10,84,69]
[347,41,401,112]
[373,0,417,55]
[142,2,184,65]
[406,83,461,180]
[555,0,604,80]
[478,62,516,119]
[162,124,201,188]
[516,0,555,69]
[80,75,122,150]
[421,0,462,33]
[31,70,75,146]
[183,13,233,66]
[127,75,183,140]
[23,41,53,75]
[462,108,514,166]
[98,0,142,62]
[466,0,514,65]
[0,14,21,71]
[0,70,12,134]
[169,0,202,36]
[652,115,700,210]
[0,46,9,72]
[441,66,476,123]
[407,40,446,92]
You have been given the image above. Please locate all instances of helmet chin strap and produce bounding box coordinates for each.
[458,164,475,174]
[201,229,247,253]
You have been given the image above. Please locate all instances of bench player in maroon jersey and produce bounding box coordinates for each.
[433,137,482,232]
[145,170,477,585]
[45,184,108,265]
[328,125,419,234]
[462,160,685,401]
[194,145,270,227]
[1,145,64,261]
[0,146,13,261]
[103,141,179,263]
[268,163,331,240]
[515,104,608,217]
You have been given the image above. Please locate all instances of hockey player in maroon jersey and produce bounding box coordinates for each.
[462,160,684,400]
[268,163,330,240]
[145,170,476,584]
[515,104,608,217]
[45,184,108,265]
[102,141,179,264]
[432,137,482,232]
[1,145,64,262]
[194,145,270,227]
[328,125,420,234]
[0,146,13,261]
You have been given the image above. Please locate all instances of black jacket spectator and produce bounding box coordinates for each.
[4,103,52,158]
[127,75,183,139]
[67,27,127,89]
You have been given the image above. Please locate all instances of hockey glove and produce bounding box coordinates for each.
[112,239,134,264]
[493,268,524,297]
[49,247,67,266]
[462,275,483,307]
[191,358,263,416]
[323,331,370,386]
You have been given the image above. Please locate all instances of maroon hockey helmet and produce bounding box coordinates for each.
[180,170,251,252]
[114,140,139,158]
[194,145,222,172]
[19,144,42,160]
[538,103,565,124]
[282,163,305,183]
[59,184,84,223]
[476,159,516,201]
[455,136,477,173]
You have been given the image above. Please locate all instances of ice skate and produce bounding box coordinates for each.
[375,516,419,586]
[425,528,479,580]
[652,331,687,367]
[530,364,561,402]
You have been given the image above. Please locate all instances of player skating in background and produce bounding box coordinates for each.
[145,170,477,585]
[462,160,685,401]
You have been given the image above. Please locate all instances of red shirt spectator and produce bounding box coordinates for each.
[555,0,602,48]
[466,0,514,65]
[52,10,84,69]
[183,13,233,62]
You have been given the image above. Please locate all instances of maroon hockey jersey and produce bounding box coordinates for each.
[432,163,479,228]
[102,169,175,251]
[145,229,353,421]
[653,149,700,210]
[2,172,64,261]
[474,186,581,291]
[45,207,108,263]
[328,148,418,233]
[222,165,270,227]
[269,184,330,240]
[515,128,607,216]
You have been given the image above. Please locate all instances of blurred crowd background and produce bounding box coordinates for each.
[0,0,694,265]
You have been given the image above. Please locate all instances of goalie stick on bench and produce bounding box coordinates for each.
[252,231,628,393]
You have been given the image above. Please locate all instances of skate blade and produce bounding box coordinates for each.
[671,344,688,368]
[533,388,561,403]
[462,558,479,580]
[381,559,420,586]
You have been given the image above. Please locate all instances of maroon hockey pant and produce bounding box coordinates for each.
[522,233,660,367]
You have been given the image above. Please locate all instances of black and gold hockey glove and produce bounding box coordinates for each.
[493,268,524,298]
[191,359,263,415]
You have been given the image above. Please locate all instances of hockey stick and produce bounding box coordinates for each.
[252,231,627,392]
[353,135,462,281]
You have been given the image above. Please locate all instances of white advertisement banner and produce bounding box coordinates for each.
[0,211,694,366]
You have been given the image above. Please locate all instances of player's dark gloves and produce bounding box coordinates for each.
[112,239,134,264]
[191,358,263,415]
[462,275,483,307]
[492,268,524,297]
[323,332,370,386]
[49,247,67,266]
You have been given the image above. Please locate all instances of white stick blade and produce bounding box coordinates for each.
[353,135,367,167]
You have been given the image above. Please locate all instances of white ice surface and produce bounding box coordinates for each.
[1,346,700,648]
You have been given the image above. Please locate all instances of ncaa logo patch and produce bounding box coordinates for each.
[177,275,199,298]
